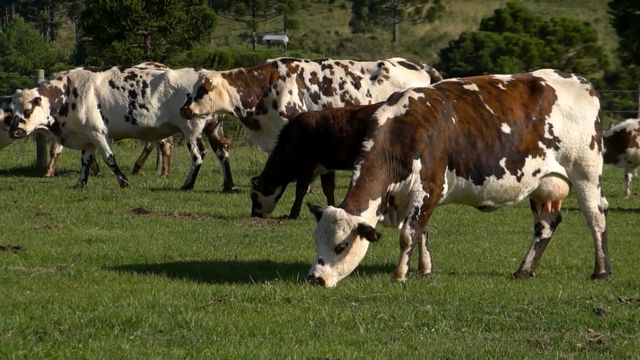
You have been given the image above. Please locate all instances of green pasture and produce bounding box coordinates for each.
[0,138,639,359]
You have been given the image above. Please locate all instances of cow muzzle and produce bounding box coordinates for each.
[307,275,326,287]
[9,127,26,139]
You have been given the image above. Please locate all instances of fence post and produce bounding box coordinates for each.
[35,69,48,172]
[637,84,640,119]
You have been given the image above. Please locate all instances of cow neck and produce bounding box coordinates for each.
[259,139,295,185]
[37,81,65,123]
[221,63,278,117]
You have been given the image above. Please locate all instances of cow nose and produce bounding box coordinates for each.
[180,105,194,119]
[10,128,26,139]
[307,275,326,286]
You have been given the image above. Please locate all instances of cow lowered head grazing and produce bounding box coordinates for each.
[307,69,609,288]
[180,57,440,153]
[603,118,640,198]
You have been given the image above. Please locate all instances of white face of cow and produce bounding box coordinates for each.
[9,89,51,139]
[249,177,284,218]
[307,205,381,287]
[181,71,235,120]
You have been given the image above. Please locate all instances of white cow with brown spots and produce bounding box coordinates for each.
[603,118,640,198]
[307,70,609,287]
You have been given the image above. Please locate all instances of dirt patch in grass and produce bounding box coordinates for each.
[129,207,226,222]
[0,244,23,254]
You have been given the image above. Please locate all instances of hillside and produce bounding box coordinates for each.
[209,0,616,64]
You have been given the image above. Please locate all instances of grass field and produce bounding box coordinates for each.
[1,137,639,359]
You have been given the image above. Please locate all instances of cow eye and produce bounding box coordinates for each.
[334,242,349,255]
[24,108,32,117]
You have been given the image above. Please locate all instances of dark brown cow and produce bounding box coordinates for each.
[307,69,609,287]
[603,118,640,198]
[250,103,383,219]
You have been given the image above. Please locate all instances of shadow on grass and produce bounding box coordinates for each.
[109,259,392,285]
[147,186,246,194]
[564,206,640,214]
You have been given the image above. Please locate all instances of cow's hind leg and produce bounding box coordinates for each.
[157,137,173,177]
[204,119,235,192]
[573,179,610,279]
[624,168,634,198]
[513,199,563,278]
[74,149,95,189]
[132,141,155,175]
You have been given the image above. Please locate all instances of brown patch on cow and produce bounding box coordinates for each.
[397,60,419,71]
[37,83,64,115]
[603,127,639,164]
[221,63,279,111]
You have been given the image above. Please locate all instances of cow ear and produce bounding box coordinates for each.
[356,223,381,242]
[251,176,260,189]
[307,203,323,222]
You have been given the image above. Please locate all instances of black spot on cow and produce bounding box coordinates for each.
[71,103,76,111]
[72,87,79,98]
[108,79,117,89]
[124,72,138,81]
[49,121,62,136]
[385,91,405,106]
[397,60,419,71]
[532,168,541,177]
[59,102,69,117]
[128,89,138,100]
[553,70,573,79]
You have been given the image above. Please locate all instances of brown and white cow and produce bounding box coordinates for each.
[180,57,442,153]
[307,69,609,287]
[7,62,224,189]
[251,103,383,219]
[603,118,640,198]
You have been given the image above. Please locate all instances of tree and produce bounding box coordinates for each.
[0,15,55,94]
[608,0,640,67]
[76,0,217,66]
[210,0,298,50]
[349,0,444,43]
[437,2,609,79]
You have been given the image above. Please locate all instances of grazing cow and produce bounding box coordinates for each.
[250,103,383,219]
[7,62,226,189]
[603,118,640,198]
[180,57,442,153]
[306,69,609,287]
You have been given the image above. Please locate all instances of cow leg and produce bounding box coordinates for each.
[157,137,173,177]
[92,135,129,188]
[513,199,563,279]
[320,172,336,206]
[573,180,610,279]
[204,119,235,192]
[181,136,206,190]
[44,140,64,178]
[624,168,634,198]
[290,173,314,219]
[132,141,155,175]
[394,196,438,282]
[74,150,95,189]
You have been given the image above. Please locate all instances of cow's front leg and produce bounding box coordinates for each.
[74,150,95,189]
[44,140,64,178]
[320,172,336,206]
[290,172,314,219]
[204,118,235,192]
[181,136,206,190]
[624,169,634,198]
[92,134,129,188]
[513,199,563,279]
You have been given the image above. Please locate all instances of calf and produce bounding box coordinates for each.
[251,103,383,219]
[180,57,441,153]
[603,118,640,198]
[8,62,217,189]
[307,69,609,287]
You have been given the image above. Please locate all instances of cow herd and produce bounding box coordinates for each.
[2,57,639,287]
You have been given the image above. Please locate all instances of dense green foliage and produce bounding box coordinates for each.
[76,0,217,65]
[437,2,609,78]
[1,141,639,358]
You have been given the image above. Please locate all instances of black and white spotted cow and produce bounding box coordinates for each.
[8,62,227,189]
[306,69,609,287]
[180,57,442,153]
[250,103,383,219]
[603,118,640,198]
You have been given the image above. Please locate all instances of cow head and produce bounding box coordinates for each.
[0,97,14,149]
[181,71,236,120]
[307,204,381,287]
[8,89,52,139]
[250,176,284,218]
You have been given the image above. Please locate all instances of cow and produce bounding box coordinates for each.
[180,57,442,154]
[603,118,640,198]
[306,69,610,288]
[250,103,383,219]
[7,62,229,190]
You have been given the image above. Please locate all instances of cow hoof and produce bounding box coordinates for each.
[419,271,435,278]
[512,270,535,279]
[591,272,610,280]
[73,183,86,190]
[222,186,237,193]
[119,179,130,188]
[180,185,194,191]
